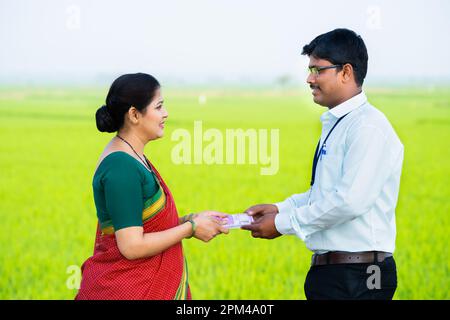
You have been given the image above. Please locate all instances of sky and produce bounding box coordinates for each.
[1,0,449,85]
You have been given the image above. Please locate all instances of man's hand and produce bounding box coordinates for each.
[244,204,279,220]
[241,213,282,239]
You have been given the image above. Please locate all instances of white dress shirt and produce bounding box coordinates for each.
[274,91,404,254]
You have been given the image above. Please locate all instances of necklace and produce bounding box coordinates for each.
[116,135,152,172]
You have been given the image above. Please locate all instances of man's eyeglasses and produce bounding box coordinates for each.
[308,65,342,76]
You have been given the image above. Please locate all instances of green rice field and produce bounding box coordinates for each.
[0,86,449,299]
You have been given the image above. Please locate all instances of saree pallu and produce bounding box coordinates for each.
[75,162,191,300]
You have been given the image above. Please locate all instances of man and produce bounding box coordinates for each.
[242,28,403,300]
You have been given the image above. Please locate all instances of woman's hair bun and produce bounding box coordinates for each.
[95,105,118,133]
[96,73,160,133]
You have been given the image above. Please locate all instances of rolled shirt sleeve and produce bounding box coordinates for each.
[274,189,310,235]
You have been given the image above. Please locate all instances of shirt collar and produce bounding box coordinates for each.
[328,91,367,118]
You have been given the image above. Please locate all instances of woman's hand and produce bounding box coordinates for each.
[191,211,229,242]
[196,210,229,221]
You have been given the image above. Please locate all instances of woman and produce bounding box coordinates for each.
[76,73,228,300]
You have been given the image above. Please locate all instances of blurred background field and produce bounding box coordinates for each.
[0,86,449,299]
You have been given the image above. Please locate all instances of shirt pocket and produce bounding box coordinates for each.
[317,154,341,192]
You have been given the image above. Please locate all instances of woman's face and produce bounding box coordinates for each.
[139,88,168,140]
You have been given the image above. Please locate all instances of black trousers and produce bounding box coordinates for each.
[304,256,397,300]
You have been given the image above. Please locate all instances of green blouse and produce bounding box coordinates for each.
[93,151,164,234]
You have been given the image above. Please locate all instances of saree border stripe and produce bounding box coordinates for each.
[142,189,166,222]
[174,258,189,300]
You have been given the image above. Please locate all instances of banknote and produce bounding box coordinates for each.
[222,213,254,229]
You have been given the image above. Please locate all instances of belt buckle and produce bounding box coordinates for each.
[311,254,316,267]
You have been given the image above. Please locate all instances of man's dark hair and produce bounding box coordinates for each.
[302,28,368,86]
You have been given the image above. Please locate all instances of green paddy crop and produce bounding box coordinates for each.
[0,86,449,299]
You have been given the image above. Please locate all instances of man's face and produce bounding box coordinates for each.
[307,56,343,108]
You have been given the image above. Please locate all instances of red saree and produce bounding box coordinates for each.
[75,162,191,300]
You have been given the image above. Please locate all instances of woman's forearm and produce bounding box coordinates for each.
[116,222,194,260]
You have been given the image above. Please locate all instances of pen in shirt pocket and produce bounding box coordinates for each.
[320,143,327,160]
